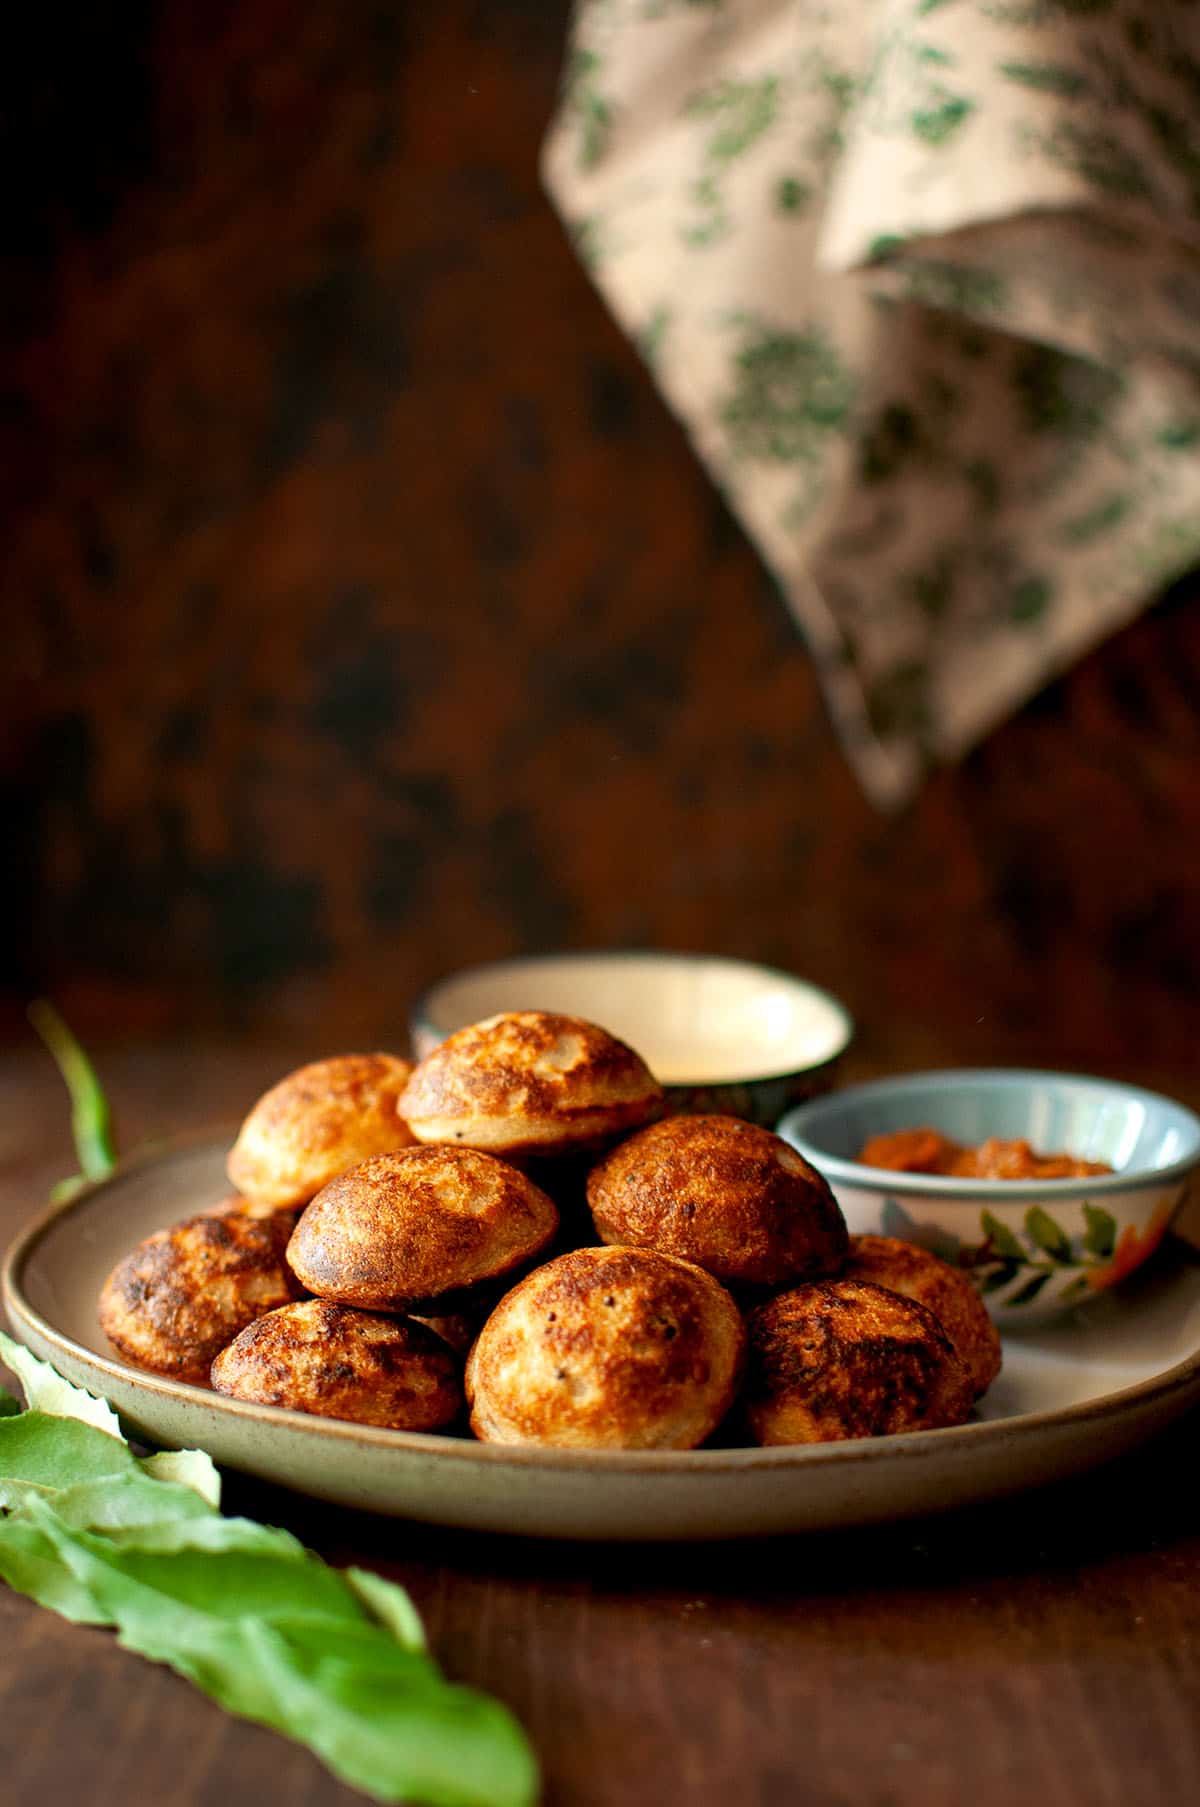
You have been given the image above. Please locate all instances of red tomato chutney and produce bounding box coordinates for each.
[858,1128,1112,1180]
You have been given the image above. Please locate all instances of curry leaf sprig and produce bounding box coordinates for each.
[0,1332,538,1807]
[8,1009,538,1805]
[28,1000,118,1199]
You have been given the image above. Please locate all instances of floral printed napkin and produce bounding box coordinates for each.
[543,0,1200,805]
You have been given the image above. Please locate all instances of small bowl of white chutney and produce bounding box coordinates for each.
[409,951,853,1126]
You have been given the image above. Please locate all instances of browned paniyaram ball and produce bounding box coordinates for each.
[400,1011,663,1158]
[287,1144,560,1312]
[227,1053,416,1210]
[211,1300,462,1431]
[843,1234,1002,1397]
[98,1211,305,1386]
[586,1114,848,1289]
[464,1246,745,1449]
[744,1278,975,1445]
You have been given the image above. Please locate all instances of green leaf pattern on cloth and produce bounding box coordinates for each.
[543,0,1200,802]
[682,75,782,244]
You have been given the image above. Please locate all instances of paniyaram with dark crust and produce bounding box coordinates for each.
[287,1144,560,1311]
[843,1233,1002,1396]
[211,1299,463,1430]
[587,1113,848,1288]
[98,1210,305,1385]
[744,1278,975,1445]
[400,1011,663,1157]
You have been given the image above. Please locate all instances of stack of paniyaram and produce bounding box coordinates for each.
[98,1012,1000,1448]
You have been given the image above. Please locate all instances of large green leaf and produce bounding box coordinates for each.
[18,1500,535,1807]
[0,1512,110,1622]
[0,1412,136,1502]
[0,1338,537,1807]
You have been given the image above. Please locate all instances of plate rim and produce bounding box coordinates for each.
[5,1136,1200,1480]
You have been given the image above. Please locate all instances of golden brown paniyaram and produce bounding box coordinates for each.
[843,1233,1002,1396]
[286,1145,560,1311]
[587,1113,848,1288]
[211,1300,462,1430]
[400,1011,664,1158]
[464,1245,745,1449]
[98,1211,305,1386]
[227,1053,416,1210]
[744,1278,975,1445]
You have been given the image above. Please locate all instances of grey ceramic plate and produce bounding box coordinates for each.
[5,1140,1200,1541]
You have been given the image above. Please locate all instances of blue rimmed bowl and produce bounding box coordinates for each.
[410,951,853,1127]
[778,1070,1200,1322]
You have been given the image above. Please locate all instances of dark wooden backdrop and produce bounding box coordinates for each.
[4,1,1199,1075]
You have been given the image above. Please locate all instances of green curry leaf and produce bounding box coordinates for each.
[346,1563,429,1653]
[0,1337,537,1807]
[27,1001,117,1186]
[0,1330,124,1439]
[137,1445,222,1507]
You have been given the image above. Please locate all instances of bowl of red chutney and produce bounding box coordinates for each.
[777,1070,1200,1321]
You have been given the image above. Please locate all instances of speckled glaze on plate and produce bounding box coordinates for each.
[5,1139,1200,1542]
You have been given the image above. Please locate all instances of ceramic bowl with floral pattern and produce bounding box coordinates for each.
[410,951,853,1127]
[778,1071,1200,1322]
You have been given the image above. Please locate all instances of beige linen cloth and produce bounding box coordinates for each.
[543,0,1200,805]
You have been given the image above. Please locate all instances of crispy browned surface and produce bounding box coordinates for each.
[464,1245,745,1450]
[744,1279,975,1446]
[287,1144,560,1311]
[97,1211,304,1385]
[401,1012,664,1156]
[227,1053,416,1208]
[844,1234,1003,1396]
[210,1298,462,1429]
[587,1114,848,1288]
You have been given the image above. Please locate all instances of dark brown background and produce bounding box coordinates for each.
[4,1,1199,1073]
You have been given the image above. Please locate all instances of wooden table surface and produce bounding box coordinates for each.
[2,1041,1199,1807]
